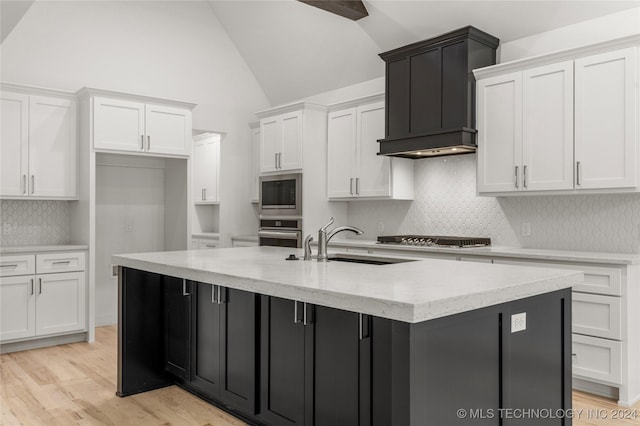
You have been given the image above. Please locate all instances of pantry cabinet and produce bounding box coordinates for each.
[83,89,195,157]
[475,37,639,195]
[0,88,77,199]
[327,96,413,200]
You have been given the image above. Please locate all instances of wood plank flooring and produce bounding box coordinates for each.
[1,326,638,425]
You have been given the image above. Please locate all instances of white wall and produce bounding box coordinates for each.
[0,0,271,246]
[500,7,640,62]
[343,7,640,254]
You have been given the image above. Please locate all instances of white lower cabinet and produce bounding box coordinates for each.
[0,251,87,343]
[0,276,36,341]
[35,272,86,336]
[572,334,622,385]
[191,237,219,249]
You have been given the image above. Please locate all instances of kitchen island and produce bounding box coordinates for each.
[113,246,582,426]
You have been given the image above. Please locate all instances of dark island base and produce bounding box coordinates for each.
[117,267,572,426]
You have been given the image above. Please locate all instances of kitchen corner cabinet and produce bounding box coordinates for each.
[0,88,78,199]
[193,135,220,204]
[0,251,87,343]
[81,89,195,157]
[476,38,639,195]
[327,97,413,200]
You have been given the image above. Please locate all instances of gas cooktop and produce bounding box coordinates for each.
[377,235,491,248]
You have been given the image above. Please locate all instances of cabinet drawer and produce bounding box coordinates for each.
[494,259,622,296]
[572,334,621,384]
[195,239,218,249]
[36,252,85,274]
[572,293,621,340]
[0,255,35,277]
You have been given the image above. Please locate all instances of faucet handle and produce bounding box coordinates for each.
[320,217,335,232]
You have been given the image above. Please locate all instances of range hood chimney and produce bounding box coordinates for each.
[378,26,499,159]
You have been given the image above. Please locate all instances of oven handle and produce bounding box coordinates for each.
[258,230,301,240]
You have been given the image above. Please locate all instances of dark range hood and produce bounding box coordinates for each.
[378,26,499,158]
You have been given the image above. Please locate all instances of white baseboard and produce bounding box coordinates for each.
[573,378,618,400]
[1,332,87,354]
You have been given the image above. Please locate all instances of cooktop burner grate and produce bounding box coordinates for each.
[377,235,491,247]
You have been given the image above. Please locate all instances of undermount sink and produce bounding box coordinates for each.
[327,253,418,265]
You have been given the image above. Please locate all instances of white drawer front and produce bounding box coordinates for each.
[0,254,35,277]
[572,293,622,340]
[36,252,86,274]
[494,259,622,296]
[572,334,621,384]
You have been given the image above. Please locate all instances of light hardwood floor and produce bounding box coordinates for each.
[1,326,638,425]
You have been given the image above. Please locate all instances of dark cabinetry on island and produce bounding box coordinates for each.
[119,267,572,426]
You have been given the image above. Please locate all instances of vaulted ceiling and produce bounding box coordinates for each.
[2,1,638,106]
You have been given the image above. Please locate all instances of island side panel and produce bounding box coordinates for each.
[117,267,171,396]
[502,288,572,426]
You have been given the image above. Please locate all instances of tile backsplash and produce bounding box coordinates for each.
[0,200,70,246]
[347,155,640,254]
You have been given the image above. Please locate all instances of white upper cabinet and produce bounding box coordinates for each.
[327,107,357,198]
[193,134,220,204]
[145,104,191,156]
[0,92,29,197]
[475,37,639,195]
[93,97,145,152]
[477,73,522,193]
[0,88,77,199]
[327,97,413,200]
[258,108,305,173]
[89,91,194,157]
[522,61,574,191]
[574,47,637,190]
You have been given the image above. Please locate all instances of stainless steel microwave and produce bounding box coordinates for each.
[259,173,302,217]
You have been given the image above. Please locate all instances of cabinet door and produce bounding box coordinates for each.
[386,58,410,138]
[190,283,221,397]
[313,306,369,426]
[575,47,637,189]
[260,296,311,426]
[280,111,303,171]
[356,102,390,198]
[251,126,260,202]
[327,108,357,198]
[164,277,191,381]
[219,288,258,414]
[35,271,86,336]
[477,72,523,193]
[522,61,574,191]
[193,136,219,203]
[145,104,191,156]
[28,96,77,198]
[0,276,36,341]
[260,117,279,173]
[93,97,145,152]
[0,91,29,197]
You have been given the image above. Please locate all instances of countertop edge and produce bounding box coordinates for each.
[1,245,89,254]
[113,252,581,324]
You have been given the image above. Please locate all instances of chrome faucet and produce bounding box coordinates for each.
[315,217,363,262]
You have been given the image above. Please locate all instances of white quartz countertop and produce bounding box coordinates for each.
[231,235,258,242]
[326,239,640,265]
[192,232,220,240]
[0,244,89,254]
[113,246,582,323]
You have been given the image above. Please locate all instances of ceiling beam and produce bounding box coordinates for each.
[298,0,369,21]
